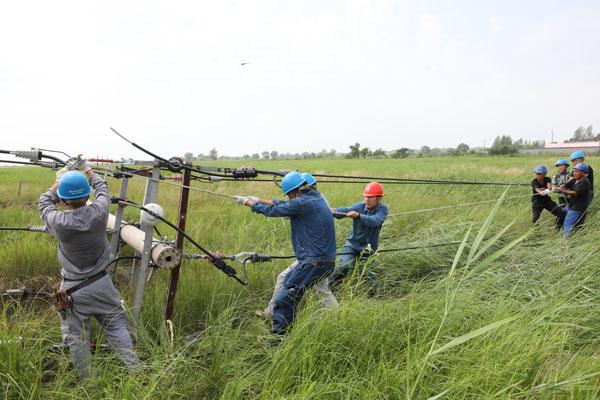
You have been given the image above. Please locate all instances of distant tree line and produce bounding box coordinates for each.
[180,125,597,162]
[488,136,545,155]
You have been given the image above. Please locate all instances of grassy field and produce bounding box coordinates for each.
[1,155,599,399]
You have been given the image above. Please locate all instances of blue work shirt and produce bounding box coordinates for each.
[251,190,337,263]
[334,202,388,253]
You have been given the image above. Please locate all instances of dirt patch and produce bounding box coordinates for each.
[0,200,37,209]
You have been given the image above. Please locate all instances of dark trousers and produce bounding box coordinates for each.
[329,246,376,288]
[579,192,594,225]
[271,261,334,334]
[532,200,564,227]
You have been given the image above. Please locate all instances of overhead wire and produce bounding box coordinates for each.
[93,164,537,219]
[0,159,40,166]
[109,128,531,187]
[93,165,237,200]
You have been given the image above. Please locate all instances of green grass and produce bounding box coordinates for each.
[1,155,599,399]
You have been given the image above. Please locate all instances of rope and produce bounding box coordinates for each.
[0,226,48,232]
[247,241,463,261]
[387,194,533,217]
[190,174,530,186]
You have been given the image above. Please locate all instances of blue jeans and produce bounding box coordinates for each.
[272,260,334,334]
[330,245,377,287]
[563,206,584,238]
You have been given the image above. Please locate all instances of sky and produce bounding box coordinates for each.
[1,0,599,159]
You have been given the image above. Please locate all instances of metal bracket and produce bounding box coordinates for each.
[108,177,129,279]
[131,162,161,322]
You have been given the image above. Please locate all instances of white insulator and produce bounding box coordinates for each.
[106,213,180,269]
[140,203,164,226]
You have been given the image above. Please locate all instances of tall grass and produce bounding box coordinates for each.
[1,155,599,399]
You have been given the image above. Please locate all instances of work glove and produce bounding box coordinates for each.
[247,196,260,203]
[539,189,551,196]
[55,166,70,180]
[70,155,92,173]
[233,195,249,205]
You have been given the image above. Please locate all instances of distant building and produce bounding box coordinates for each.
[544,141,600,152]
[519,141,600,155]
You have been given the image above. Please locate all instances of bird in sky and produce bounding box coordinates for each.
[241,62,250,66]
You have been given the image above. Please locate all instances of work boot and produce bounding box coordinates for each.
[253,309,270,319]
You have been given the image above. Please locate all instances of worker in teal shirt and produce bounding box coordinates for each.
[330,182,388,290]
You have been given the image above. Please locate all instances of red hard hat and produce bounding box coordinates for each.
[363,182,383,197]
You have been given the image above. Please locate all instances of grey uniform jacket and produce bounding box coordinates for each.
[39,173,111,280]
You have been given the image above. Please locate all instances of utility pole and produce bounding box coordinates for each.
[551,130,554,143]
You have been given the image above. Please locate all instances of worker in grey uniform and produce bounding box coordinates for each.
[39,163,140,381]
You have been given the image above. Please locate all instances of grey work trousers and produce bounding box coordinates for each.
[264,261,339,317]
[59,274,140,380]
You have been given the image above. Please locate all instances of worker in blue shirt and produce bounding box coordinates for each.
[232,171,336,334]
[256,172,338,319]
[330,182,388,291]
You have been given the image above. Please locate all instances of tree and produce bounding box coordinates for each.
[360,147,370,159]
[420,145,431,155]
[251,153,260,159]
[270,151,278,160]
[328,149,337,158]
[348,143,361,159]
[184,152,195,162]
[391,148,410,159]
[261,151,270,160]
[489,135,517,155]
[242,154,250,160]
[584,125,593,140]
[209,148,218,160]
[566,125,595,142]
[513,138,544,149]
[456,143,470,154]
[372,148,387,158]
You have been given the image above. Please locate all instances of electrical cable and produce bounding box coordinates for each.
[109,128,530,187]
[94,165,236,199]
[112,197,246,285]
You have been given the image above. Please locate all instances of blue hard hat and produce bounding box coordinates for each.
[573,162,589,173]
[281,171,307,195]
[555,159,569,167]
[57,171,91,200]
[570,150,585,161]
[534,165,548,174]
[300,172,317,186]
